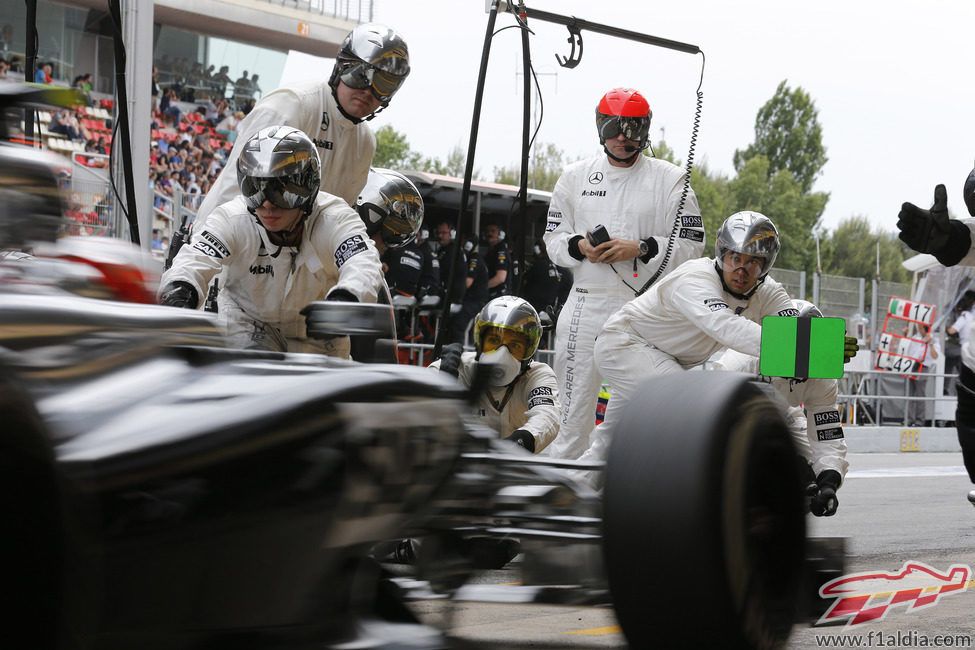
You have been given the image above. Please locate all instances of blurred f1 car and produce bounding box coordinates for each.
[1,83,823,650]
[2,290,815,650]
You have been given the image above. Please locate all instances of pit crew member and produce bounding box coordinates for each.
[158,125,383,357]
[431,296,560,454]
[542,86,704,459]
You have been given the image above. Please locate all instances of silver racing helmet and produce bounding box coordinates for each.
[355,168,424,249]
[237,125,321,216]
[714,211,780,277]
[328,23,410,109]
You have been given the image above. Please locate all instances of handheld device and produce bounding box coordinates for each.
[587,224,611,247]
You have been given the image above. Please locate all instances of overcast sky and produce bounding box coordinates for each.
[353,0,975,235]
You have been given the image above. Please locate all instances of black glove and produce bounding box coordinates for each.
[325,288,358,303]
[844,336,859,364]
[897,184,951,255]
[809,469,841,517]
[505,429,536,453]
[159,280,199,309]
[438,343,463,378]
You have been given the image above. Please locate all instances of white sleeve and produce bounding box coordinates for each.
[665,278,766,357]
[543,169,583,269]
[323,204,384,304]
[518,363,561,453]
[159,205,237,305]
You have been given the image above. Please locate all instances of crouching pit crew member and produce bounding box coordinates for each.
[158,125,383,357]
[571,211,857,489]
[431,296,560,454]
[712,299,849,516]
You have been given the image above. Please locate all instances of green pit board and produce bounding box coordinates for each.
[759,316,846,379]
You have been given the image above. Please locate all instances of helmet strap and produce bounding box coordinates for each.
[331,84,364,124]
[362,102,388,121]
[603,144,640,165]
[714,259,764,299]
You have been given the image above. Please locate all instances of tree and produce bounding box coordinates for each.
[733,80,828,194]
[373,124,423,170]
[421,145,473,178]
[823,216,911,284]
[373,125,479,178]
[726,156,827,274]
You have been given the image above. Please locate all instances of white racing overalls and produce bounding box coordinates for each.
[542,153,704,459]
[713,349,849,480]
[576,257,799,482]
[160,192,383,357]
[430,351,561,453]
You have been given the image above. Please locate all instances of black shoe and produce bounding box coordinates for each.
[968,490,975,507]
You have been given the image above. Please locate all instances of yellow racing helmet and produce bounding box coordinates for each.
[473,296,542,367]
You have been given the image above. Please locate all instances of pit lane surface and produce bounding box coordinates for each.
[408,451,975,649]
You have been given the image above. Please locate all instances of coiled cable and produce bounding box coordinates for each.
[635,50,706,296]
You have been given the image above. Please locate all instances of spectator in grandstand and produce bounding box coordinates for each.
[250,73,262,99]
[0,58,11,79]
[72,73,93,105]
[215,110,244,142]
[34,62,52,84]
[63,111,87,142]
[205,97,228,127]
[83,139,107,167]
[233,70,251,107]
[160,88,182,121]
[192,23,410,237]
[211,65,233,97]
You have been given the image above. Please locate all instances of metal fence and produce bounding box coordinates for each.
[771,268,806,301]
[813,272,864,320]
[838,368,956,427]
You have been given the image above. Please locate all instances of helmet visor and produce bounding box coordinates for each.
[597,114,651,144]
[381,197,423,247]
[240,176,315,211]
[478,325,538,361]
[339,61,407,102]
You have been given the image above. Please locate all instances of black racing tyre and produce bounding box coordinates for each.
[603,372,806,650]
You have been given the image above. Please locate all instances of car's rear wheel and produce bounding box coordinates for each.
[603,371,805,650]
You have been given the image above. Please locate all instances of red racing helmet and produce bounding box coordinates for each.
[595,87,652,151]
[597,87,651,118]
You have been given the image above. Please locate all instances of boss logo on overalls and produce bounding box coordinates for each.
[335,234,368,267]
[814,411,841,426]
